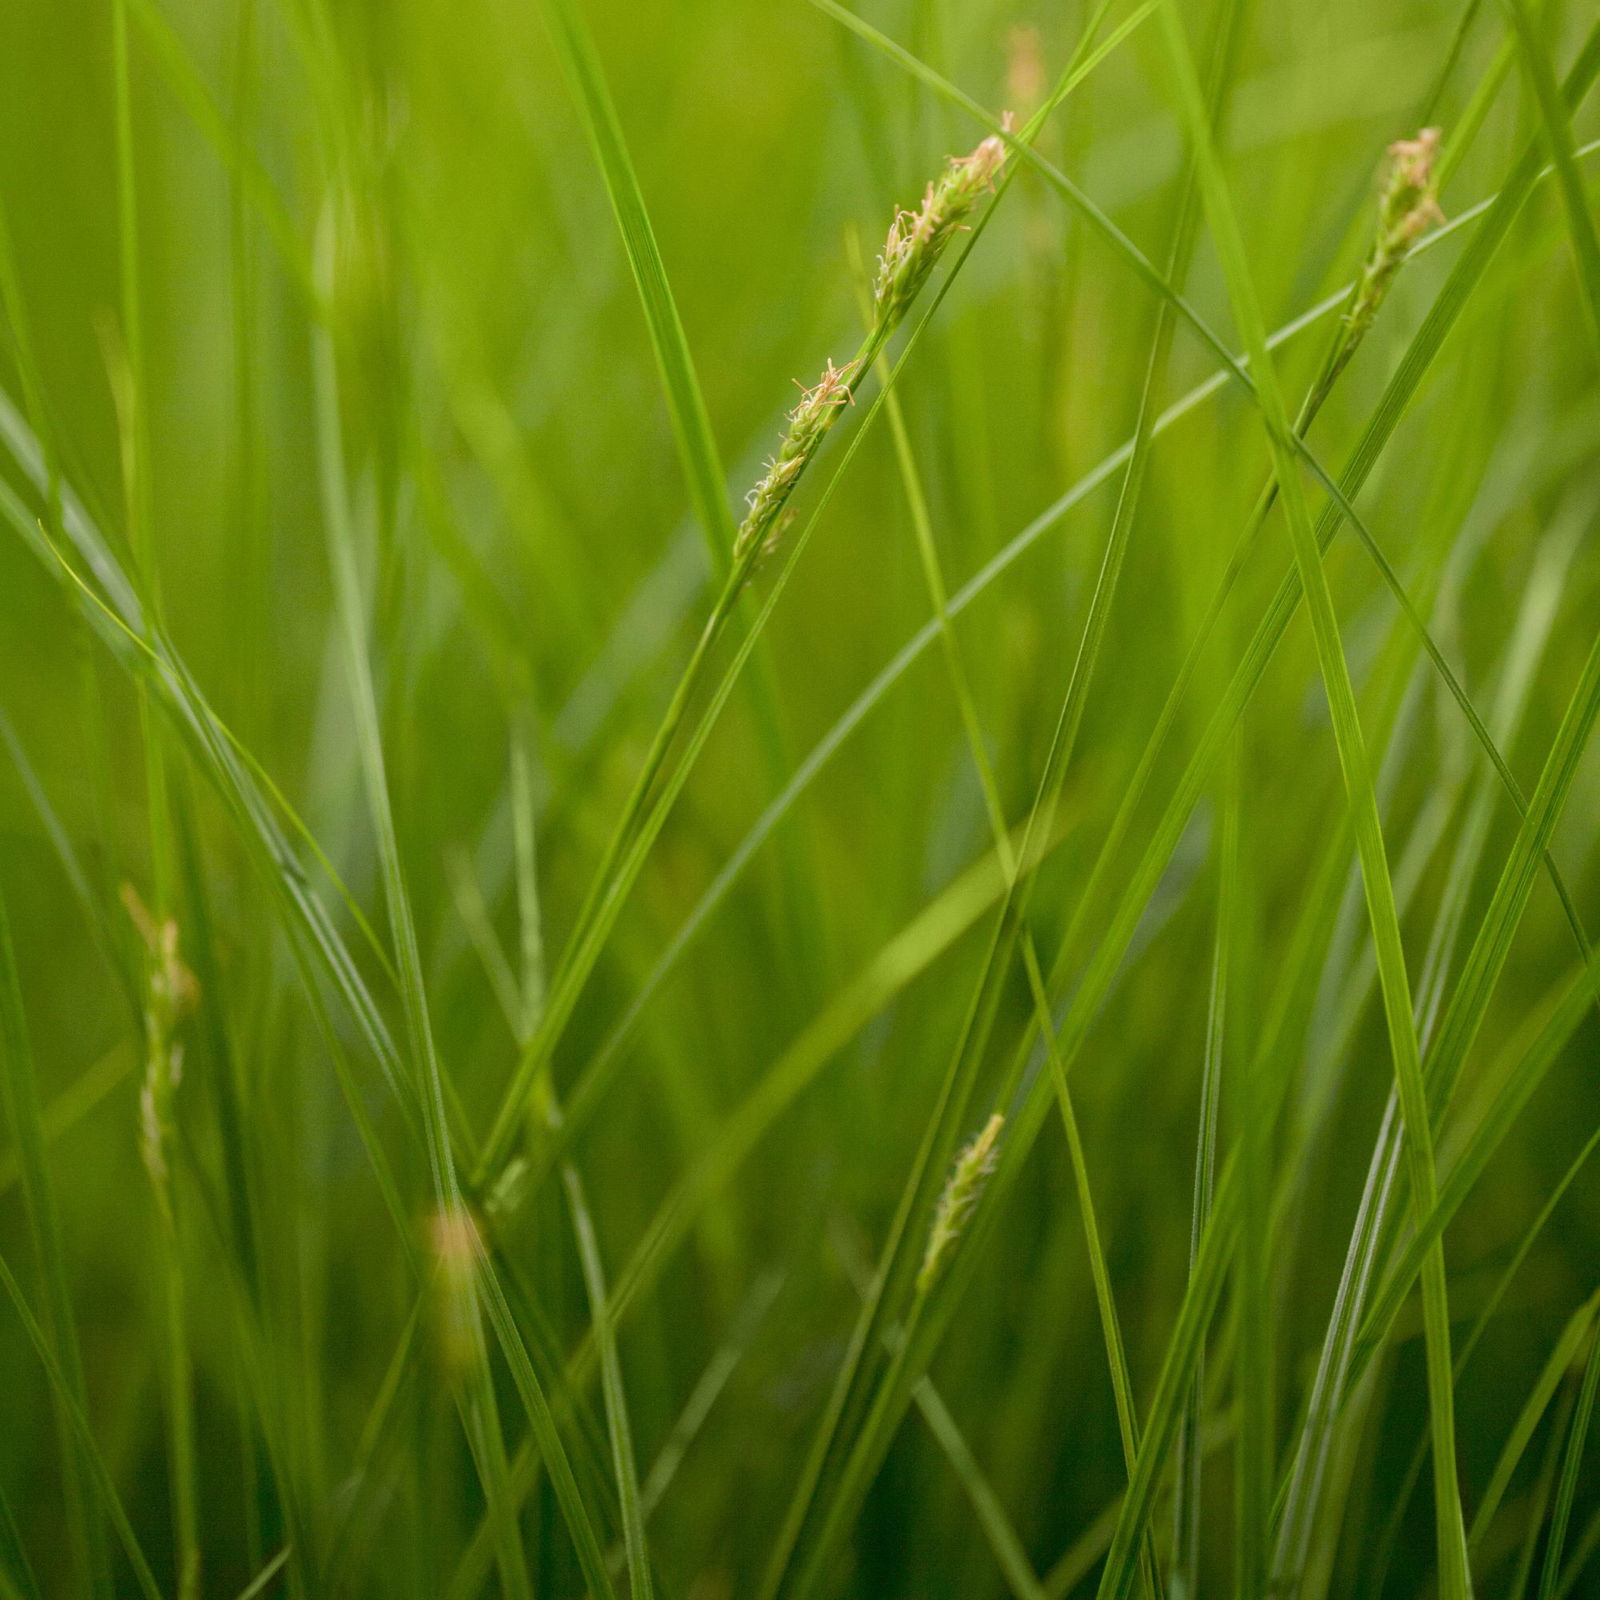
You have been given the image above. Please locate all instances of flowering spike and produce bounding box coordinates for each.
[918,1113,1004,1296]
[873,123,1011,329]
[733,356,859,563]
[1345,127,1444,345]
[122,884,198,1201]
[731,124,1012,574]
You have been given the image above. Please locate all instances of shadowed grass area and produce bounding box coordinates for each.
[2,0,1600,1596]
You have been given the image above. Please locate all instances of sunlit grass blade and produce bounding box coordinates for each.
[233,1548,292,1600]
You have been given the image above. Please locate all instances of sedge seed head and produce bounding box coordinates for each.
[918,1113,1003,1296]
[122,884,198,1197]
[732,127,1011,571]
[1381,128,1444,240]
[733,356,859,564]
[1345,127,1444,343]
[873,123,1012,329]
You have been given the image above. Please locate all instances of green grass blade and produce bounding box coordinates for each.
[234,1548,292,1600]
[1355,949,1600,1373]
[538,0,737,565]
[1497,0,1600,345]
[1469,1289,1600,1550]
[912,1379,1046,1600]
[0,889,112,1600]
[473,1257,620,1600]
[1208,754,1252,1600]
[1537,1312,1600,1598]
[563,1159,655,1600]
[0,1479,42,1600]
[636,1270,783,1524]
[0,1253,165,1600]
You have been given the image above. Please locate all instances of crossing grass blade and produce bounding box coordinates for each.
[0,1481,41,1600]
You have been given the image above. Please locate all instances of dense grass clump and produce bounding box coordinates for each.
[4,0,1600,1595]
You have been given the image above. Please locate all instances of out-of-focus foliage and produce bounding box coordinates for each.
[2,0,1600,1596]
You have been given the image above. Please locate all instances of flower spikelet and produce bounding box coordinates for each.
[731,126,1012,573]
[733,356,859,562]
[1346,127,1444,345]
[918,1113,1003,1295]
[873,124,1011,329]
[122,884,199,1200]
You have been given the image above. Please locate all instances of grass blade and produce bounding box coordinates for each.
[538,0,737,565]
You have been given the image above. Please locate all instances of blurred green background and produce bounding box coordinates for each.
[2,0,1599,1595]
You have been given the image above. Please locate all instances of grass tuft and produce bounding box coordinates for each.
[2,2,1600,1597]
